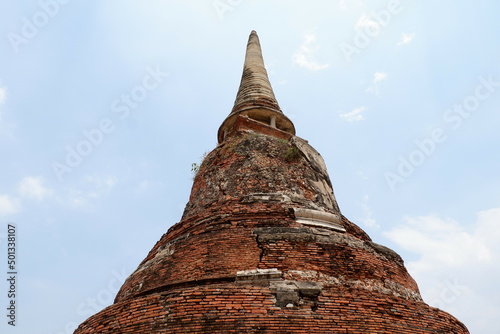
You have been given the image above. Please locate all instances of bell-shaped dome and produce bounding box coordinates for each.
[74,32,469,334]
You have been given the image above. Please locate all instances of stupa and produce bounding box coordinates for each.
[74,31,469,333]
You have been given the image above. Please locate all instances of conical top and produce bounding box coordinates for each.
[218,31,295,143]
[232,30,281,115]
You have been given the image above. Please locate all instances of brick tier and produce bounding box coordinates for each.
[75,129,468,333]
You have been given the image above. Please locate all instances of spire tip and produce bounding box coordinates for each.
[217,30,296,143]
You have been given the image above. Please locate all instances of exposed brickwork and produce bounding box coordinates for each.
[77,284,468,333]
[74,31,469,333]
[227,115,293,142]
[184,128,341,220]
[115,219,418,304]
[75,130,469,333]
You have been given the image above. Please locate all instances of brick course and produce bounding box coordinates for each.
[74,31,469,333]
[75,130,468,333]
[77,284,468,333]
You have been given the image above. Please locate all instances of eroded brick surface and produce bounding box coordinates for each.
[74,30,469,332]
[75,130,468,333]
[77,284,468,333]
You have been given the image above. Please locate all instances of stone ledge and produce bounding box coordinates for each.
[285,270,422,302]
[236,268,282,281]
[293,208,345,232]
[241,193,291,203]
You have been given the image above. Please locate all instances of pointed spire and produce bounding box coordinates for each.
[231,30,281,115]
[218,31,295,143]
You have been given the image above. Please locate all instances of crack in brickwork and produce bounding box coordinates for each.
[76,284,469,333]
[78,130,468,333]
[75,31,469,331]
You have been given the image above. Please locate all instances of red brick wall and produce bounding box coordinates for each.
[75,131,469,333]
[77,284,468,333]
[116,213,419,304]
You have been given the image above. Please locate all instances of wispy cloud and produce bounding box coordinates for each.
[85,175,118,199]
[19,176,53,201]
[67,189,93,210]
[293,33,330,71]
[52,174,120,211]
[0,86,6,105]
[86,175,118,189]
[397,33,416,46]
[366,72,388,96]
[373,72,388,83]
[385,214,492,268]
[355,14,381,33]
[340,106,366,122]
[360,194,380,229]
[384,209,500,328]
[0,176,53,216]
[136,180,151,193]
[0,195,20,217]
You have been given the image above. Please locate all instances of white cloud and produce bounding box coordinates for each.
[67,190,93,210]
[134,180,152,194]
[384,209,500,334]
[397,33,416,46]
[373,72,388,83]
[0,176,52,217]
[360,194,380,229]
[0,86,6,105]
[292,33,330,71]
[366,72,388,96]
[86,175,118,189]
[0,195,21,216]
[84,175,118,199]
[340,106,366,122]
[355,14,381,33]
[385,215,491,269]
[19,176,53,201]
[55,175,119,211]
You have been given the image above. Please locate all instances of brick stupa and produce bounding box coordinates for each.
[75,31,469,333]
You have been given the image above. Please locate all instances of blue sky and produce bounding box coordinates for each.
[1,1,499,333]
